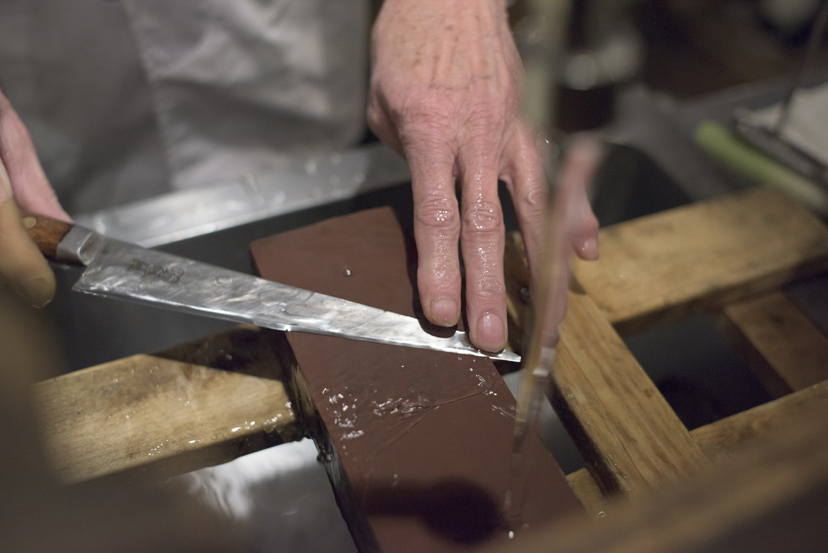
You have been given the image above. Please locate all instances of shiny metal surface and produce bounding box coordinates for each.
[55,226,106,266]
[69,231,520,362]
[74,144,410,247]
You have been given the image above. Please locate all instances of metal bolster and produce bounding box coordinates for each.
[55,226,106,267]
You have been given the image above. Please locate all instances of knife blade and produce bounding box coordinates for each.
[22,213,520,362]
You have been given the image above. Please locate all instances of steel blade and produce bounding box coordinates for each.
[70,234,520,362]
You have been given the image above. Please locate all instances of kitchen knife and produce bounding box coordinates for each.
[22,213,520,362]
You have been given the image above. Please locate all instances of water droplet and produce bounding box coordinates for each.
[508,531,515,539]
[342,267,352,277]
[596,511,606,518]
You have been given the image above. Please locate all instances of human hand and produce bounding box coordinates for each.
[0,88,71,307]
[368,0,599,352]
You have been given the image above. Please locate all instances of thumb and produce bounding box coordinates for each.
[0,161,56,308]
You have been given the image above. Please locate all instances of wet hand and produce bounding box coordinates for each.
[368,0,599,351]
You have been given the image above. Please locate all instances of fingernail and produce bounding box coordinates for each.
[580,237,599,261]
[24,277,54,308]
[430,298,459,326]
[476,313,506,352]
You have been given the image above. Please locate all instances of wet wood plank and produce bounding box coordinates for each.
[35,326,299,484]
[571,188,828,335]
[565,468,606,518]
[693,380,828,464]
[565,380,828,516]
[504,231,532,356]
[486,411,828,553]
[553,290,711,497]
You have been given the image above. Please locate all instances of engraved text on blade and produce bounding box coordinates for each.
[127,259,184,284]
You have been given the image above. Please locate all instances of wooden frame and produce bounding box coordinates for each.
[34,187,828,547]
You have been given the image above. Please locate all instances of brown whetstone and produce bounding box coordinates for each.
[251,207,583,553]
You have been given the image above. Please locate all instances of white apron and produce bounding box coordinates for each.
[0,0,368,214]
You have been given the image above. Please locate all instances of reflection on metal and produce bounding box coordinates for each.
[75,144,410,247]
[64,227,520,362]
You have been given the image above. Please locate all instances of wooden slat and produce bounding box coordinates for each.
[504,231,532,356]
[565,380,828,517]
[505,236,713,494]
[553,290,711,497]
[485,409,828,553]
[34,326,299,484]
[566,468,607,518]
[693,380,828,464]
[572,188,828,335]
[716,291,828,398]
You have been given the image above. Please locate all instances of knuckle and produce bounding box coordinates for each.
[397,100,458,160]
[468,84,512,123]
[517,185,547,215]
[366,102,389,136]
[467,103,504,134]
[366,99,383,128]
[462,200,504,234]
[416,197,460,233]
[399,90,454,126]
[420,263,462,289]
[471,271,506,297]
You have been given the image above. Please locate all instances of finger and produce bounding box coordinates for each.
[459,154,507,352]
[0,194,56,308]
[408,143,462,327]
[0,89,70,221]
[559,136,602,261]
[500,125,548,292]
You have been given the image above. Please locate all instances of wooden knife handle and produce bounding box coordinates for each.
[20,211,73,261]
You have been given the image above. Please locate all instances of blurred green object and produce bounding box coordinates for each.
[694,120,828,216]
